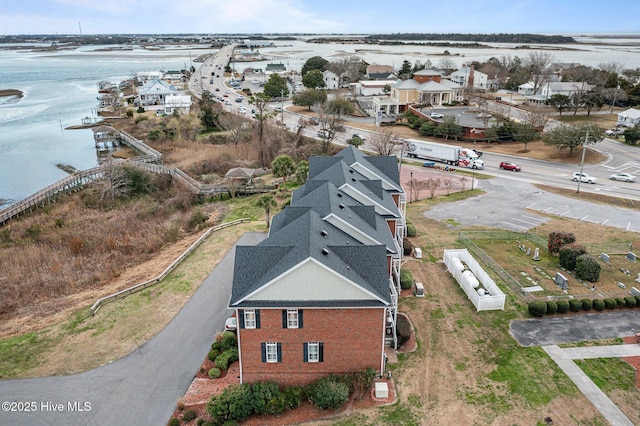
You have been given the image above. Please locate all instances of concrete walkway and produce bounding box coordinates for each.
[0,232,266,426]
[543,344,640,426]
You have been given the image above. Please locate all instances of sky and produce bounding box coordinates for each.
[1,0,639,36]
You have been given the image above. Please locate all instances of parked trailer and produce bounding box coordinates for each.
[404,139,484,169]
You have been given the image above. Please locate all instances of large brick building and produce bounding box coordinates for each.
[228,146,406,385]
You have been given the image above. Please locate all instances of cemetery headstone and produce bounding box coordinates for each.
[555,272,568,290]
[600,253,610,264]
[532,247,540,261]
[627,252,637,262]
[526,248,531,256]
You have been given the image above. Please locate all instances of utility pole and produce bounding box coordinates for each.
[576,129,589,194]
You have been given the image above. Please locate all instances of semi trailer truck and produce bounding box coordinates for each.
[404,139,484,169]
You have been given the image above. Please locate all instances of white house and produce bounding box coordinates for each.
[449,66,488,91]
[322,70,339,90]
[518,80,593,103]
[163,94,192,115]
[617,108,640,128]
[137,79,179,107]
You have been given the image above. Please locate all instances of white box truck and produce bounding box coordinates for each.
[404,139,484,169]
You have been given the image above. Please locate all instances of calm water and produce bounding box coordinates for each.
[0,44,213,208]
[1,36,639,209]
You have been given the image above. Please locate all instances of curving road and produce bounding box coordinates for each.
[0,232,266,426]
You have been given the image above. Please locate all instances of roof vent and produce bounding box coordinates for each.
[349,169,354,173]
[352,177,356,182]
[320,229,328,237]
[337,193,343,197]
[339,204,345,210]
[321,248,329,256]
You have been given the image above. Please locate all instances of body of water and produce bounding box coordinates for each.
[1,36,639,209]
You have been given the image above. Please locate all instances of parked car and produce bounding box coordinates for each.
[572,172,597,184]
[235,97,243,102]
[224,317,237,332]
[605,128,625,136]
[499,161,521,171]
[307,117,320,125]
[317,129,329,138]
[274,106,283,112]
[429,112,444,119]
[609,172,635,182]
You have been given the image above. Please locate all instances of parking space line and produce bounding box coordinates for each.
[561,211,571,217]
[502,221,529,230]
[602,219,609,225]
[580,215,589,221]
[525,203,537,209]
[512,217,543,226]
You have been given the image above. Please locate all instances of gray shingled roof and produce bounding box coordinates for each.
[333,145,401,191]
[230,209,390,308]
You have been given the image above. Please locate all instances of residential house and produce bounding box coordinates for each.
[265,63,287,75]
[617,108,640,128]
[518,81,593,104]
[228,146,405,386]
[372,69,463,115]
[448,66,488,91]
[322,70,339,90]
[366,65,396,80]
[136,79,179,107]
[163,94,193,115]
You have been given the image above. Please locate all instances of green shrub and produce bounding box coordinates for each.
[188,210,209,230]
[251,382,286,416]
[545,301,558,315]
[528,300,547,317]
[126,109,134,118]
[558,244,587,270]
[403,238,414,257]
[136,106,145,113]
[168,418,180,426]
[197,419,205,426]
[593,299,605,311]
[226,348,239,363]
[406,223,417,237]
[215,351,231,370]
[575,254,601,282]
[581,299,593,311]
[636,295,640,305]
[624,296,637,308]
[208,368,221,379]
[182,410,197,422]
[207,383,252,423]
[307,377,350,410]
[556,300,570,313]
[603,298,616,309]
[396,314,412,344]
[400,268,413,290]
[208,349,219,361]
[222,331,237,348]
[569,299,582,312]
[221,421,238,426]
[282,385,303,410]
[211,341,224,351]
[616,298,626,308]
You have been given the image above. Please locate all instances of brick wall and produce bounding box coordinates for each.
[238,307,386,386]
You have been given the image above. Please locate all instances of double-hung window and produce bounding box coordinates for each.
[282,309,303,328]
[241,309,260,329]
[303,342,323,363]
[261,342,282,363]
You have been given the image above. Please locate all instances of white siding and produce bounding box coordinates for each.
[246,259,376,301]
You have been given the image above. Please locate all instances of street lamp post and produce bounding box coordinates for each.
[280,89,285,123]
[410,171,413,203]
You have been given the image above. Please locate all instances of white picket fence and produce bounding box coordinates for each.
[444,248,505,311]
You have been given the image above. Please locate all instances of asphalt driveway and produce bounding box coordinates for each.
[0,232,266,426]
[510,311,640,347]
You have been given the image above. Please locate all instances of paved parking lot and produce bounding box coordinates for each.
[424,178,640,233]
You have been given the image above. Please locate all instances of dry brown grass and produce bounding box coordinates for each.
[0,179,228,336]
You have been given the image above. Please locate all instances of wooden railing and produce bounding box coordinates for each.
[89,218,251,315]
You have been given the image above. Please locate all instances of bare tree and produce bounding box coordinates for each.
[249,93,276,167]
[598,61,624,75]
[524,105,552,132]
[94,160,130,206]
[369,129,398,156]
[437,58,457,75]
[425,177,441,199]
[178,113,203,141]
[217,111,250,147]
[443,178,454,195]
[459,176,468,191]
[525,52,554,95]
[317,104,343,154]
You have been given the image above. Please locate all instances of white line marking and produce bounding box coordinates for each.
[602,219,609,225]
[580,215,589,221]
[503,221,529,230]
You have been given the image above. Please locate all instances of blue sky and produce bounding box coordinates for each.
[1,0,638,35]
